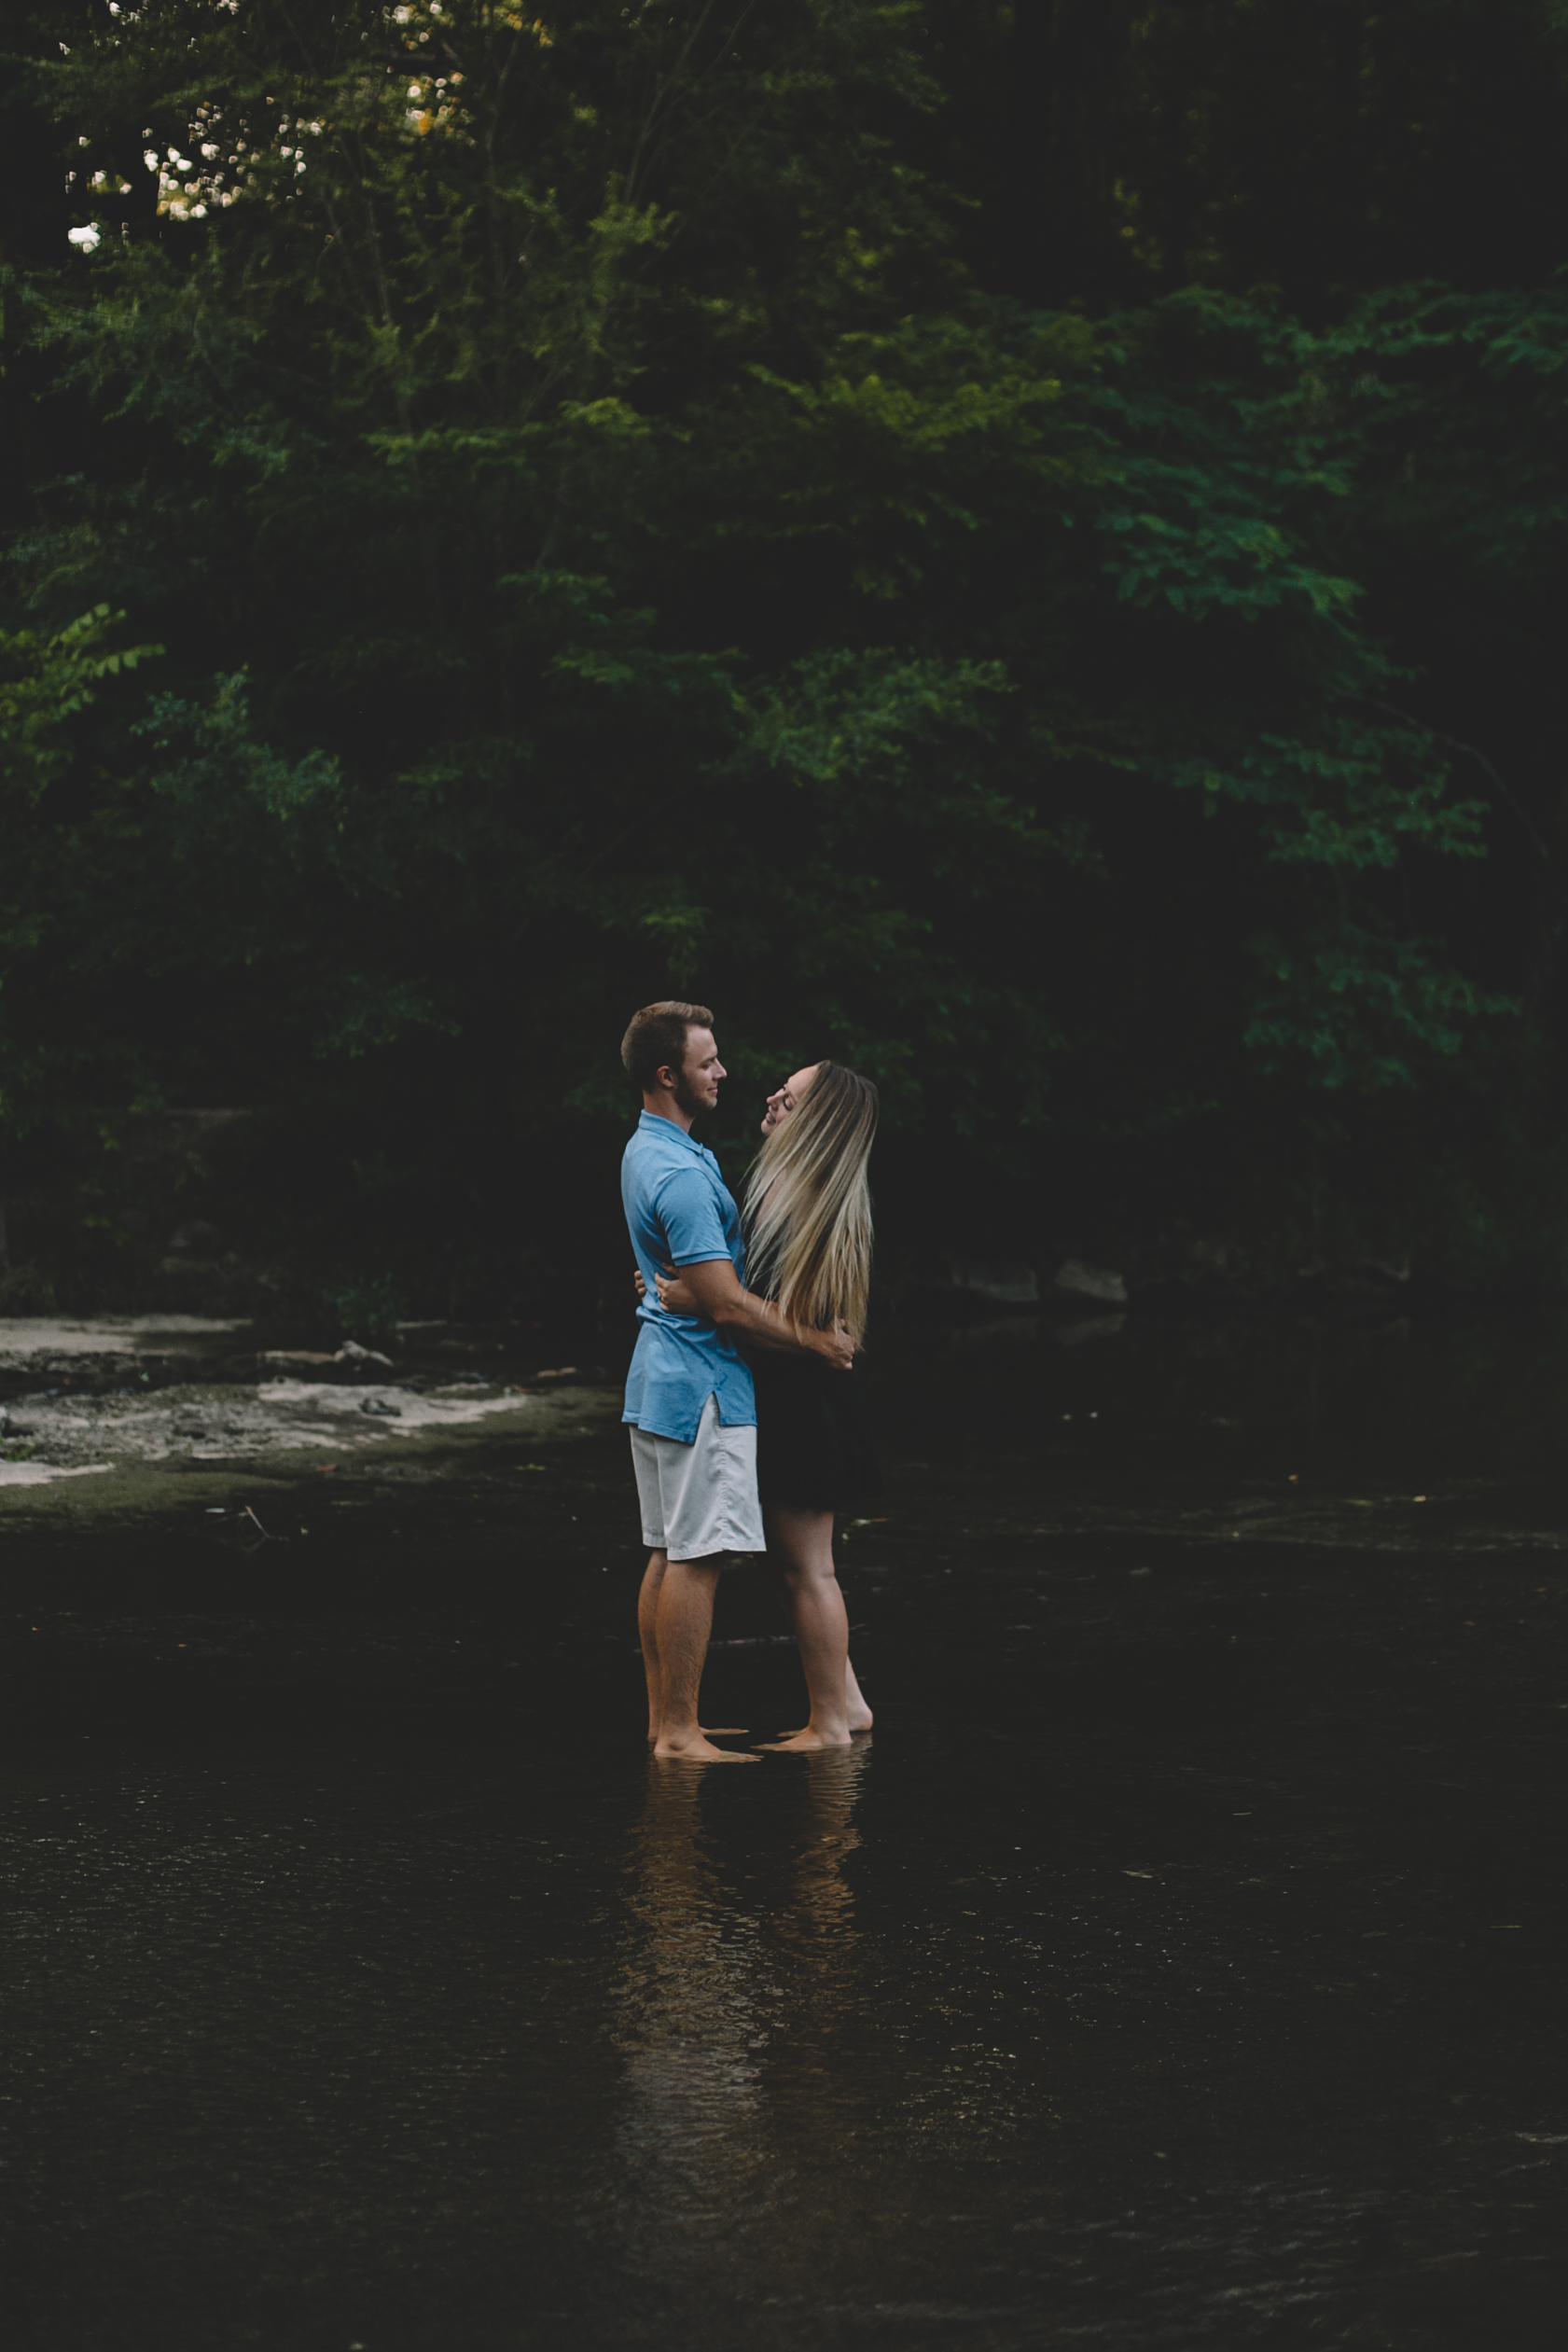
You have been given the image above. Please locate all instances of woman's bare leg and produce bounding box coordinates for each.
[777,1654,873,1739]
[842,1653,874,1733]
[762,1507,856,1750]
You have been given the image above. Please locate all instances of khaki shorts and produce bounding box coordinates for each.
[630,1392,765,1560]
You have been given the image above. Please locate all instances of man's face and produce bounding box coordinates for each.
[669,1026,726,1117]
[760,1064,818,1136]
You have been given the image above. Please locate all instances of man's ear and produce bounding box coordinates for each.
[653,1064,676,1092]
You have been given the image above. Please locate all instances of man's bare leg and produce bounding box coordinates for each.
[641,1547,747,1746]
[639,1550,668,1743]
[653,1559,757,1761]
[759,1508,857,1751]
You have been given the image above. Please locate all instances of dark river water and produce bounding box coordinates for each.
[4,1306,1568,2348]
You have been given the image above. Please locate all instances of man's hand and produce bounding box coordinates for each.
[658,1257,853,1367]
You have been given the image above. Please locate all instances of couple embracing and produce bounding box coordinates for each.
[619,1000,881,1761]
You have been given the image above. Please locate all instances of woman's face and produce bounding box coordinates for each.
[760,1064,819,1136]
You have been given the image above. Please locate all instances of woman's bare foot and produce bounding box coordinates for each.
[774,1709,871,1740]
[652,1732,758,1761]
[758,1724,853,1751]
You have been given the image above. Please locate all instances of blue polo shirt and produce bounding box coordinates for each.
[620,1110,756,1442]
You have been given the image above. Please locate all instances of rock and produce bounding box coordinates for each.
[945,1261,1039,1305]
[1053,1312,1127,1346]
[949,1316,1040,1349]
[1052,1258,1128,1304]
[360,1396,403,1417]
[257,1341,395,1379]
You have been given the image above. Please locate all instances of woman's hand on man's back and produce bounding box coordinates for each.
[810,1321,855,1372]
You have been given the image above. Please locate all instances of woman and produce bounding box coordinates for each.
[655,1060,881,1751]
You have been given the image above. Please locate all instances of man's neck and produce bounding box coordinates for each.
[642,1090,694,1134]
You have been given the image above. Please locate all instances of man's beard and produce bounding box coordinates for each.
[672,1071,708,1120]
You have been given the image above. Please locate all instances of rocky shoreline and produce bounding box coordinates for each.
[0,1316,618,1514]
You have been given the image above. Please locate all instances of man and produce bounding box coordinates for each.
[619,1000,853,1761]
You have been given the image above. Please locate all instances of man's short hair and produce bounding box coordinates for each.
[620,1001,715,1094]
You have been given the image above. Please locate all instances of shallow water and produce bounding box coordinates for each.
[4,1309,1568,2348]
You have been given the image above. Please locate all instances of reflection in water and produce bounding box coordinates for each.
[612,1751,869,2295]
[12,1310,1568,2347]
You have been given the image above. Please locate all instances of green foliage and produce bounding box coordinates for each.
[1,605,160,802]
[0,0,1564,1298]
[1,605,161,1134]
[323,1272,405,1354]
[1245,926,1519,1092]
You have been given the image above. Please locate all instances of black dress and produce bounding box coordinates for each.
[749,1345,884,1514]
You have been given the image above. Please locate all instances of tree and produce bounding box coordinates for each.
[2,0,1563,1303]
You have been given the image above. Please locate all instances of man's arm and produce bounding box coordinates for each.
[673,1258,854,1371]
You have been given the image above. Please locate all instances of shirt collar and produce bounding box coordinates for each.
[637,1108,706,1156]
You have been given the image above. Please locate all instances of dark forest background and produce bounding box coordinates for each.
[3,1,1567,1329]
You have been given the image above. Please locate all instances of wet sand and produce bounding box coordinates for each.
[2,1308,1566,2347]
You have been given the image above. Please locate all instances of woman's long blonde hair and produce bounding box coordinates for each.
[742,1062,879,1345]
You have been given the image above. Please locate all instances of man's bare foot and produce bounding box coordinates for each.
[647,1724,747,1745]
[652,1733,759,1762]
[757,1726,853,1752]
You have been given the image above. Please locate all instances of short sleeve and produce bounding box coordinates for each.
[653,1167,732,1266]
